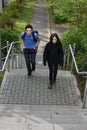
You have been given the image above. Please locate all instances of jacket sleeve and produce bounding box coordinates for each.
[43,44,48,65]
[59,44,64,66]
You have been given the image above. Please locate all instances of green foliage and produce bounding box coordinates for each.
[0,0,28,29]
[80,56,87,71]
[0,72,4,87]
[62,27,87,70]
[1,1,20,21]
[0,28,19,58]
[1,28,19,46]
[62,25,87,96]
[54,14,68,24]
[0,0,35,45]
[47,0,87,25]
[15,0,35,33]
[76,75,85,99]
[0,0,35,58]
[62,28,82,48]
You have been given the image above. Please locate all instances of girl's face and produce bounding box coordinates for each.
[52,36,57,44]
[26,28,32,35]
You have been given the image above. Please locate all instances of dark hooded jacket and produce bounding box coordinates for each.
[43,42,64,66]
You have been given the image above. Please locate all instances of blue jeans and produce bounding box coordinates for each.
[23,48,36,74]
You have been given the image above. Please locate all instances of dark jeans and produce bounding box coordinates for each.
[48,63,58,82]
[23,48,36,74]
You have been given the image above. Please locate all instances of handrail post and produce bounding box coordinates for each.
[83,77,87,109]
[7,41,10,71]
[20,53,22,69]
[11,43,15,69]
[66,48,70,69]
[63,49,66,69]
[0,34,2,69]
[71,43,76,73]
[7,41,9,54]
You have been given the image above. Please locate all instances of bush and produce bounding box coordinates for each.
[0,28,19,58]
[54,14,68,24]
[80,57,87,71]
[1,28,19,46]
[62,28,83,49]
[0,0,27,29]
[0,72,4,86]
[62,27,87,71]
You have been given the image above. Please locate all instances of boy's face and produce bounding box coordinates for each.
[26,28,32,35]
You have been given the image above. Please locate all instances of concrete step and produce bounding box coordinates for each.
[0,105,87,130]
[6,68,75,77]
[0,124,87,130]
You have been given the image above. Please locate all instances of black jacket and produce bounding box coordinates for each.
[43,42,64,66]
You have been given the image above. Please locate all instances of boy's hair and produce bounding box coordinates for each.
[25,24,33,30]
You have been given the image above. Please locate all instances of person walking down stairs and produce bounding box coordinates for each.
[20,24,40,77]
[43,33,64,89]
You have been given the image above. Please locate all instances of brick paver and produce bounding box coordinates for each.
[0,68,81,106]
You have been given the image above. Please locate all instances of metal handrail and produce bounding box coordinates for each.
[0,41,21,72]
[0,42,87,108]
[67,44,87,109]
[2,42,14,71]
[69,44,87,75]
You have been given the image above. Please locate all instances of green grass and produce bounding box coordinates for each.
[15,0,35,34]
[0,72,4,87]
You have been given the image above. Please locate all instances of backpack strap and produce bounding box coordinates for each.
[32,32,37,42]
[22,31,38,42]
[22,32,26,40]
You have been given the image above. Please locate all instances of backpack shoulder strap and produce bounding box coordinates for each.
[32,32,37,42]
[22,32,26,40]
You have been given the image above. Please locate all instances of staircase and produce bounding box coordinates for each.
[0,0,87,129]
[0,105,87,130]
[0,40,87,129]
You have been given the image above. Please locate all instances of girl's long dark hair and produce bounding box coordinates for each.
[50,33,62,45]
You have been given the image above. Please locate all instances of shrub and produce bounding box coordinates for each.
[54,14,68,24]
[1,28,19,46]
[0,0,27,29]
[0,72,4,86]
[0,28,19,58]
[62,28,83,50]
[62,27,87,71]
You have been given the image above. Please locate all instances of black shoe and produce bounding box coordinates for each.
[26,72,32,78]
[48,81,53,89]
[53,80,56,84]
[32,67,35,71]
[32,66,35,71]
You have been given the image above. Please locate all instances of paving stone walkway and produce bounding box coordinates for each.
[0,69,81,106]
[0,0,86,129]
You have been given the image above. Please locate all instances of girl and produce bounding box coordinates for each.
[43,33,64,89]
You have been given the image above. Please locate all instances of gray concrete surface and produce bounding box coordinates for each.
[0,69,81,106]
[0,105,87,130]
[0,0,86,129]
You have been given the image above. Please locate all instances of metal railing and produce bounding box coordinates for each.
[64,44,87,109]
[0,41,23,72]
[0,41,87,108]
